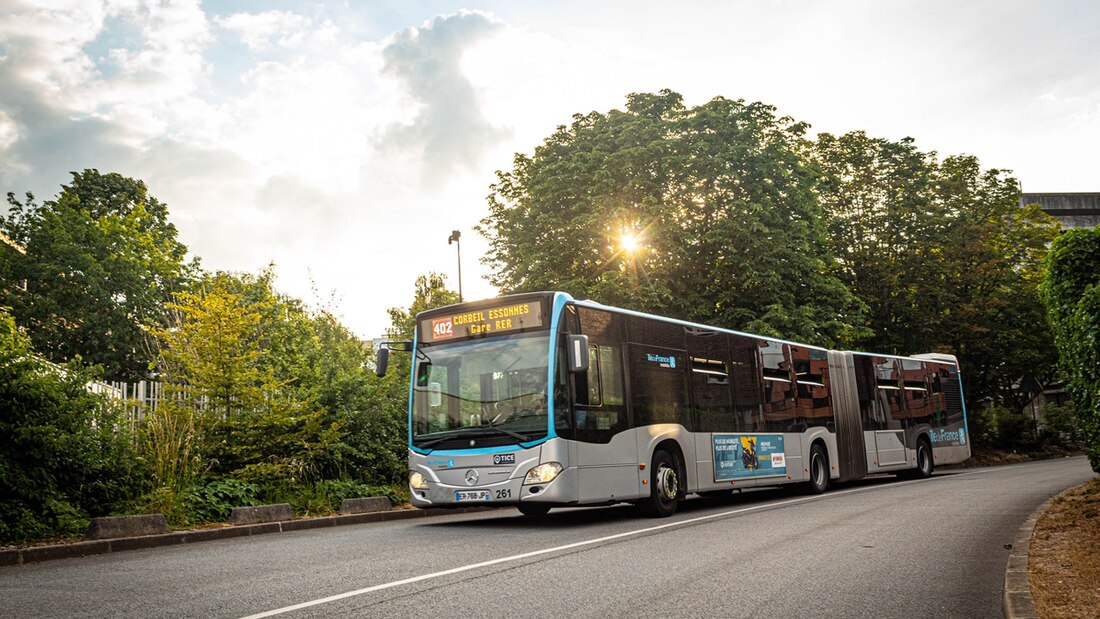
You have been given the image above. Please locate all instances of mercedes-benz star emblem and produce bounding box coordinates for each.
[465,469,479,486]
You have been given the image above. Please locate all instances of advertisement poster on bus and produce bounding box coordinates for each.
[713,434,786,481]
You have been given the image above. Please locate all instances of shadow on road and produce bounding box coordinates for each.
[419,472,939,530]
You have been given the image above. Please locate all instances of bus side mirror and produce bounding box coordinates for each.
[567,334,590,373]
[375,347,389,377]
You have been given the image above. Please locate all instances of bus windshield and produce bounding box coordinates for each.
[412,333,551,450]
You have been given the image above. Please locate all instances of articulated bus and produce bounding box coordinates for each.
[376,291,970,517]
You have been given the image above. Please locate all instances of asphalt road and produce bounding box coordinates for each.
[2,457,1093,618]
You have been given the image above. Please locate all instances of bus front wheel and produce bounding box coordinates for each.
[517,503,551,517]
[641,449,681,518]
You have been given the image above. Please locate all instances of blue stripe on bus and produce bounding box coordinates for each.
[546,292,571,441]
[957,369,971,441]
[406,329,419,451]
[412,444,540,457]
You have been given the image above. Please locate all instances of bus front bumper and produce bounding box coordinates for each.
[409,466,576,508]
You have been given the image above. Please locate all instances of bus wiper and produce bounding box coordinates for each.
[414,428,474,449]
[415,425,531,449]
[416,435,453,449]
[477,424,531,442]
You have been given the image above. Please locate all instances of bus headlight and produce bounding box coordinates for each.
[409,471,428,489]
[524,462,563,485]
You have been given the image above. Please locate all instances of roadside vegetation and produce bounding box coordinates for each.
[2,91,1098,545]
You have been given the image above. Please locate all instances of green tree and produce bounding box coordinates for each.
[209,266,409,485]
[0,308,145,543]
[148,273,332,498]
[1,170,196,381]
[480,90,866,347]
[386,272,461,340]
[1041,226,1100,472]
[812,132,1059,406]
[367,273,462,480]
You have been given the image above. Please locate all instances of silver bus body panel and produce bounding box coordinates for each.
[576,429,643,502]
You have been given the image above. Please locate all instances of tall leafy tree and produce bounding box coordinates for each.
[480,91,866,347]
[812,132,1059,406]
[1,170,196,381]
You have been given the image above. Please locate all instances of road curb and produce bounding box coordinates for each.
[0,506,491,567]
[1003,493,1058,619]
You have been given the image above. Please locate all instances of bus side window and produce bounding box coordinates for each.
[687,327,734,433]
[855,355,882,430]
[760,340,795,432]
[873,357,905,430]
[574,344,603,407]
[575,344,627,441]
[599,345,624,406]
[730,335,763,432]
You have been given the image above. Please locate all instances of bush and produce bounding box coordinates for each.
[969,404,1040,452]
[1041,402,1081,450]
[1042,227,1100,472]
[183,479,262,524]
[0,309,147,544]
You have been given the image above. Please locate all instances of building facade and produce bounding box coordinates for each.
[1022,193,1100,229]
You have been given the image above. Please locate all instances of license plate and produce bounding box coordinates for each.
[455,490,492,502]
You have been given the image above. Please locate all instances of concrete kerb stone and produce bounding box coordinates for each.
[0,505,492,567]
[1003,494,1059,619]
[87,514,169,540]
[230,504,294,525]
[340,497,392,514]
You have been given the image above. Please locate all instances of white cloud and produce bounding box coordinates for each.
[216,10,314,51]
[0,108,18,151]
[378,11,510,185]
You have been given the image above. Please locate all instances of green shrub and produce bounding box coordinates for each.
[183,479,262,523]
[1040,402,1081,449]
[0,309,147,544]
[1041,227,1100,472]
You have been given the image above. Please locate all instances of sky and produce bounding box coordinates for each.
[1,0,1098,338]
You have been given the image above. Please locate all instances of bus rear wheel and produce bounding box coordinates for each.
[897,438,933,480]
[913,439,933,478]
[641,449,680,518]
[805,443,829,495]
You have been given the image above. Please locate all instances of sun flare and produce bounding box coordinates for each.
[620,232,639,254]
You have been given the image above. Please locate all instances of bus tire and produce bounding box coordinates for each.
[913,439,933,478]
[517,503,551,517]
[897,438,934,480]
[805,443,829,495]
[641,449,681,517]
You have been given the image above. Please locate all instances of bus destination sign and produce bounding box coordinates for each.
[421,302,544,343]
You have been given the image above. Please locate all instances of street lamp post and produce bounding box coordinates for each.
[448,230,463,302]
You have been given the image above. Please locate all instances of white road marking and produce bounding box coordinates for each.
[240,470,993,618]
